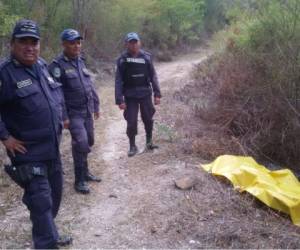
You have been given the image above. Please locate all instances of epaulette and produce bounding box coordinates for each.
[143,50,152,57]
[37,57,47,67]
[142,50,152,61]
[0,57,12,71]
[80,54,86,61]
[52,58,59,64]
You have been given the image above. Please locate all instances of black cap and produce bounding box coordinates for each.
[12,19,40,40]
[60,29,83,41]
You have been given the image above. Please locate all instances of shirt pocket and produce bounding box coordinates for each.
[49,81,63,101]
[64,71,81,89]
[15,84,42,114]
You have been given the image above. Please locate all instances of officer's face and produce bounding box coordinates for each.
[63,39,81,59]
[11,37,40,66]
[126,40,141,56]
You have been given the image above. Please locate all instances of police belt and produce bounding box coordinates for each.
[4,163,47,188]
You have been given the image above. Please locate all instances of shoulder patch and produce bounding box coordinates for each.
[52,67,61,78]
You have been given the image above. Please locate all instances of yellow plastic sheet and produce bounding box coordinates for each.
[202,155,300,226]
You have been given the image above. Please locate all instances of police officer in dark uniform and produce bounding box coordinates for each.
[0,20,71,249]
[49,29,101,194]
[115,32,161,157]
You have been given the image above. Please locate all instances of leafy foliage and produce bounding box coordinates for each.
[0,0,207,59]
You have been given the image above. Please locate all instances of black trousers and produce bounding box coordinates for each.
[17,157,63,249]
[69,114,94,183]
[124,95,156,138]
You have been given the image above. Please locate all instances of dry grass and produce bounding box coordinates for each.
[178,171,300,249]
[175,51,300,174]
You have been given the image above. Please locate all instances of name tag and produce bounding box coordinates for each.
[126,58,146,64]
[65,69,75,74]
[132,74,144,78]
[17,79,32,89]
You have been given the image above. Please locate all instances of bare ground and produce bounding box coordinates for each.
[1,48,300,249]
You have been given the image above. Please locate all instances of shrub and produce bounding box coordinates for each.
[180,0,300,170]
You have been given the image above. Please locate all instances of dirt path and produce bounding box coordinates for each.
[56,48,210,248]
[1,48,300,249]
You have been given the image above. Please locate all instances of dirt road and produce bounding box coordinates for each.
[1,48,300,249]
[57,49,210,248]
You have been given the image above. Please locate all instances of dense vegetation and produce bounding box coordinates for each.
[0,0,216,60]
[180,0,300,170]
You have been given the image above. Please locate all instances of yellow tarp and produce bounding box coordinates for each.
[202,155,300,226]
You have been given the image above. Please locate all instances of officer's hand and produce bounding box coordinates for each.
[119,103,127,110]
[2,136,27,157]
[63,119,70,129]
[94,112,100,120]
[154,97,161,105]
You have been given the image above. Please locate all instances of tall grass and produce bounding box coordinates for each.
[182,0,300,170]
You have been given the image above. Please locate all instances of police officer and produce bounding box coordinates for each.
[115,32,161,157]
[49,29,101,194]
[0,20,71,249]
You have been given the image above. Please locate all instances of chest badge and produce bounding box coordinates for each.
[52,67,61,78]
[17,79,32,89]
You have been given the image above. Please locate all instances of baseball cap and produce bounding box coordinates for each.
[125,32,140,42]
[12,19,40,39]
[61,29,83,41]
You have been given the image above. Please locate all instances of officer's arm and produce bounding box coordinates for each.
[148,56,162,98]
[0,75,10,141]
[58,86,69,122]
[48,62,69,122]
[0,75,27,155]
[115,58,125,105]
[92,83,100,113]
[0,115,10,142]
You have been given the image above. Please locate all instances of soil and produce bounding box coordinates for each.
[1,48,300,249]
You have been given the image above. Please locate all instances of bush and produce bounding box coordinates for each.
[180,0,300,170]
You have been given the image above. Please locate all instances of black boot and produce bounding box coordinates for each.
[56,235,73,247]
[74,181,90,194]
[128,136,138,157]
[146,133,159,150]
[85,172,102,182]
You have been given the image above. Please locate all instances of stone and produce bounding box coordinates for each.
[174,176,197,190]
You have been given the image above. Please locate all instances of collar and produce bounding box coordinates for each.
[125,49,145,58]
[10,56,22,68]
[62,53,81,62]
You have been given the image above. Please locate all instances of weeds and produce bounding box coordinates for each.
[156,122,177,143]
[177,1,300,172]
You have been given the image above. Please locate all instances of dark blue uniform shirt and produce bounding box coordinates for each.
[49,54,100,119]
[0,56,64,163]
[115,49,161,105]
